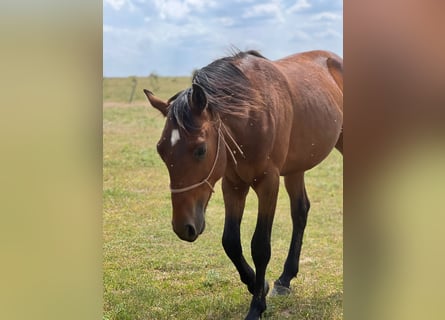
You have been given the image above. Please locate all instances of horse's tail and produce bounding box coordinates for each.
[335,130,343,155]
[326,56,343,155]
[327,56,343,92]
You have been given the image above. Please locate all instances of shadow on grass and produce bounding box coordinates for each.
[264,290,343,320]
[199,289,342,319]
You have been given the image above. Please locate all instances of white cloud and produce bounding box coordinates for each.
[104,0,128,11]
[154,0,189,20]
[311,12,342,21]
[153,0,217,20]
[103,25,114,33]
[186,0,212,10]
[293,29,311,40]
[104,0,137,11]
[242,1,284,22]
[103,0,343,76]
[287,0,311,14]
[315,28,342,39]
[244,38,263,49]
[217,17,235,27]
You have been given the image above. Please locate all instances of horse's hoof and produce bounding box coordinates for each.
[270,283,291,296]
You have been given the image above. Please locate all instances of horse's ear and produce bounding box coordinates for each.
[191,83,208,114]
[143,89,168,117]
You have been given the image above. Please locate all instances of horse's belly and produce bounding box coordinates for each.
[280,108,342,174]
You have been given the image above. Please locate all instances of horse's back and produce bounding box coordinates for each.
[277,50,341,65]
[275,50,342,88]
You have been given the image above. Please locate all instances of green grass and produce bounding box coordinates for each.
[103,77,343,319]
[103,75,191,103]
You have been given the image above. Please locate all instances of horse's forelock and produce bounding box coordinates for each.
[168,88,200,133]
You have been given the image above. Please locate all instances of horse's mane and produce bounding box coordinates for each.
[169,50,267,132]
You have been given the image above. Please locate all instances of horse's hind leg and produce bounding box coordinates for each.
[272,172,310,295]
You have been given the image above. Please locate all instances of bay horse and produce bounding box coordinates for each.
[144,50,343,320]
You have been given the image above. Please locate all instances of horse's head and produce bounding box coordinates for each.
[144,84,227,242]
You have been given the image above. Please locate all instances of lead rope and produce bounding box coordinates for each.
[220,121,246,162]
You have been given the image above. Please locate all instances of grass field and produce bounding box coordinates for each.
[103,76,343,319]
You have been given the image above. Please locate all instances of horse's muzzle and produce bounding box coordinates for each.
[171,194,209,242]
[172,219,205,242]
[172,212,205,242]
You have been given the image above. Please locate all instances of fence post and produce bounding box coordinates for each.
[128,76,137,103]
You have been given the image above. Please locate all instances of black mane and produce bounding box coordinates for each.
[169,50,267,132]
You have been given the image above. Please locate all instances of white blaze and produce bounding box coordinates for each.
[170,129,180,146]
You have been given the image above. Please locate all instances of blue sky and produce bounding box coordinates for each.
[104,0,343,76]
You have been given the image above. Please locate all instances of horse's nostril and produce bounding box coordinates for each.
[185,224,196,239]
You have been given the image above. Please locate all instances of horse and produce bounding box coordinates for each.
[144,50,343,320]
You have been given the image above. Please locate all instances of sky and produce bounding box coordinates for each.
[103,0,343,77]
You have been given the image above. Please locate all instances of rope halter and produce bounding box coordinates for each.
[169,121,222,194]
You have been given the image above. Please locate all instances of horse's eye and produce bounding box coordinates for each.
[193,145,207,160]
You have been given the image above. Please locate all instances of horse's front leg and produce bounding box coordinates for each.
[245,172,280,320]
[221,177,256,294]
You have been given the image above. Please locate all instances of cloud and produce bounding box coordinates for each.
[104,0,128,11]
[315,28,342,39]
[154,0,190,20]
[311,11,342,21]
[287,0,311,14]
[216,17,235,27]
[292,29,311,40]
[186,0,212,10]
[153,0,217,20]
[103,0,343,76]
[242,0,284,22]
[103,25,114,33]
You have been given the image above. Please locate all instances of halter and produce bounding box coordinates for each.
[169,119,244,194]
[169,121,222,194]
